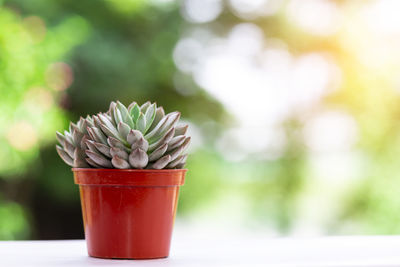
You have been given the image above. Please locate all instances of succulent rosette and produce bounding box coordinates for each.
[56,101,190,169]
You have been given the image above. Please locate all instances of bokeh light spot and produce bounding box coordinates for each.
[23,16,46,43]
[45,62,74,91]
[6,122,38,151]
[181,0,223,23]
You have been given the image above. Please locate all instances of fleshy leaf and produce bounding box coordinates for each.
[128,148,148,169]
[107,137,126,150]
[145,114,169,141]
[110,147,128,160]
[99,123,126,144]
[167,136,185,152]
[131,137,149,152]
[63,139,75,158]
[86,157,102,168]
[148,107,165,132]
[98,114,118,133]
[85,116,95,128]
[69,123,80,140]
[113,107,123,125]
[175,162,186,169]
[74,148,90,168]
[80,135,89,150]
[85,140,99,153]
[140,101,151,113]
[146,112,180,143]
[117,122,131,140]
[149,127,175,152]
[167,154,187,169]
[151,155,171,169]
[72,129,84,147]
[144,103,156,133]
[168,137,191,161]
[87,127,108,144]
[148,143,168,162]
[116,101,134,128]
[128,101,138,113]
[56,132,66,146]
[56,145,73,167]
[78,117,88,133]
[112,156,130,169]
[130,104,140,123]
[93,142,111,158]
[109,101,117,115]
[174,124,188,136]
[64,131,74,146]
[136,113,146,133]
[127,129,143,145]
[93,115,102,128]
[86,150,113,168]
[159,112,180,136]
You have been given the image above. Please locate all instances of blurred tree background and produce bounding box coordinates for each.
[2,0,400,239]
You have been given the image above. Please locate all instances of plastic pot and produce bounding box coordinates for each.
[72,168,186,259]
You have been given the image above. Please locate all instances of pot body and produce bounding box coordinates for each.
[73,169,186,259]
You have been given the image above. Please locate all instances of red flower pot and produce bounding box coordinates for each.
[73,168,186,259]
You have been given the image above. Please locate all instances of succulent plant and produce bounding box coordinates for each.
[56,116,94,168]
[56,101,190,169]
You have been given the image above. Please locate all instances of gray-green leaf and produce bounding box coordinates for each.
[74,148,90,168]
[144,103,156,133]
[117,122,131,140]
[167,136,185,152]
[86,150,113,168]
[56,132,66,146]
[167,154,187,169]
[93,142,111,158]
[149,127,175,152]
[130,104,140,123]
[174,124,188,136]
[128,148,148,169]
[148,107,165,132]
[110,147,128,160]
[148,143,168,162]
[107,137,126,150]
[168,137,191,161]
[56,145,74,167]
[86,158,102,168]
[151,155,171,169]
[140,101,151,113]
[127,129,143,145]
[116,101,134,128]
[136,113,146,133]
[85,140,99,153]
[88,127,108,144]
[131,137,149,152]
[112,156,130,169]
[64,139,75,158]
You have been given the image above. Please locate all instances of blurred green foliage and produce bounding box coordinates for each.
[0,0,228,239]
[1,0,400,240]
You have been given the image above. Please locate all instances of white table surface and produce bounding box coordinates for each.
[2,232,400,267]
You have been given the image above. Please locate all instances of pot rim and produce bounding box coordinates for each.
[72,168,187,173]
[72,168,187,186]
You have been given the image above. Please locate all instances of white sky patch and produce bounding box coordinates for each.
[303,110,362,183]
[303,110,358,154]
[181,0,223,23]
[216,126,287,161]
[363,0,400,35]
[286,0,341,36]
[173,38,204,74]
[174,24,341,160]
[308,151,366,183]
[228,0,284,20]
